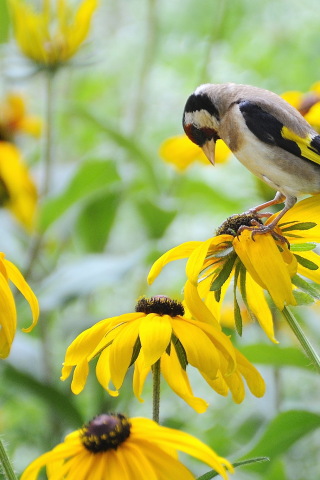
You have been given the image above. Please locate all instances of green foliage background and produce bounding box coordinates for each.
[1,0,320,478]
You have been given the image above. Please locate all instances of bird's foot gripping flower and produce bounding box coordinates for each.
[21,413,233,480]
[61,296,265,411]
[148,194,320,344]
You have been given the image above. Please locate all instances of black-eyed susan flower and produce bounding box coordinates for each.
[0,93,41,141]
[281,81,320,132]
[9,0,98,70]
[21,413,233,480]
[148,194,320,344]
[160,134,231,172]
[62,296,265,411]
[0,252,39,359]
[0,142,37,230]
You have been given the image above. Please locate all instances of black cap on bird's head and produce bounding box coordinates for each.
[183,85,221,165]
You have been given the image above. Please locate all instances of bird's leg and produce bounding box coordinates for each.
[248,191,286,218]
[238,194,297,246]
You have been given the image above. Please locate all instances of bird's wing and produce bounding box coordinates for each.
[239,101,320,166]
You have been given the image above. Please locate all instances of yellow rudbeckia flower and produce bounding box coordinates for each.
[21,413,233,480]
[0,142,37,230]
[0,93,41,140]
[148,195,320,344]
[9,0,98,69]
[160,135,231,172]
[281,82,320,131]
[61,296,265,411]
[0,252,39,359]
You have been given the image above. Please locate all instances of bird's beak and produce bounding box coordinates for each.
[202,139,216,166]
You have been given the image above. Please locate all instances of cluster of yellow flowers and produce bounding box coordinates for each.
[2,3,320,479]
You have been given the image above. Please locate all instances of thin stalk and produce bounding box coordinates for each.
[43,71,54,196]
[0,438,18,480]
[152,359,161,423]
[282,306,320,374]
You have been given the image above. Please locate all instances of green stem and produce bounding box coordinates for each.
[282,306,320,374]
[43,71,54,196]
[152,359,161,423]
[0,437,18,480]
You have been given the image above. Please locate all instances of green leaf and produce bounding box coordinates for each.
[0,0,10,44]
[238,344,313,370]
[233,260,242,336]
[281,222,316,232]
[239,410,320,473]
[291,274,320,300]
[214,288,221,302]
[210,253,236,291]
[290,243,316,252]
[172,334,188,370]
[294,254,319,270]
[76,191,120,252]
[136,199,177,239]
[2,365,83,427]
[197,457,269,479]
[292,290,315,306]
[129,336,141,367]
[40,160,120,232]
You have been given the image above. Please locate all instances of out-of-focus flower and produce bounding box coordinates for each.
[0,93,41,141]
[62,296,265,410]
[0,251,39,359]
[148,195,320,343]
[21,413,233,480]
[160,135,231,172]
[0,142,37,230]
[9,0,98,69]
[282,81,320,131]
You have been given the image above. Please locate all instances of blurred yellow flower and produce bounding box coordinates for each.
[0,142,37,230]
[160,135,231,172]
[0,93,41,140]
[282,82,320,131]
[148,195,320,343]
[0,251,39,359]
[21,413,233,480]
[9,0,98,69]
[61,296,265,410]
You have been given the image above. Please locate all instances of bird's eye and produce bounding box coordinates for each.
[184,124,218,147]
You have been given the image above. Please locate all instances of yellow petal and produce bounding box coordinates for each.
[71,358,89,394]
[147,241,202,285]
[171,318,219,379]
[235,349,266,398]
[234,230,296,310]
[0,272,17,359]
[202,274,232,322]
[96,348,119,397]
[4,259,39,332]
[161,348,209,413]
[109,320,142,390]
[201,369,229,397]
[280,90,303,109]
[184,279,220,328]
[139,314,172,367]
[120,443,158,480]
[246,273,277,343]
[159,135,208,171]
[215,139,232,164]
[133,351,151,403]
[305,102,320,128]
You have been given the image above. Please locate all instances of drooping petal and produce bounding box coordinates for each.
[161,347,208,413]
[133,351,151,403]
[171,318,219,379]
[234,230,296,310]
[4,259,39,332]
[139,314,172,367]
[96,348,119,397]
[147,242,202,285]
[246,273,277,343]
[119,443,158,480]
[71,358,89,395]
[202,275,232,322]
[200,369,229,397]
[109,320,142,390]
[186,238,215,285]
[235,349,266,398]
[0,272,17,359]
[184,280,220,328]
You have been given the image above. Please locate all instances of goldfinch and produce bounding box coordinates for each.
[183,82,320,239]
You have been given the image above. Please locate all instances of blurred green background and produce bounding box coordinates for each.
[1,0,320,478]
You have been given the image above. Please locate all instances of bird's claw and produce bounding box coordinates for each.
[237,221,290,249]
[247,208,273,219]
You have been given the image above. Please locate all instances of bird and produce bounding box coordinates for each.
[182,82,320,241]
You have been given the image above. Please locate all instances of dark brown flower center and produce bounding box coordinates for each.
[80,414,131,453]
[216,213,263,236]
[135,296,184,317]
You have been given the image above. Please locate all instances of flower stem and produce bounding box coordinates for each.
[0,437,18,480]
[152,359,161,423]
[43,71,54,196]
[282,306,320,374]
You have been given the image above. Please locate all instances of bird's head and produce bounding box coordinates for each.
[183,84,221,165]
